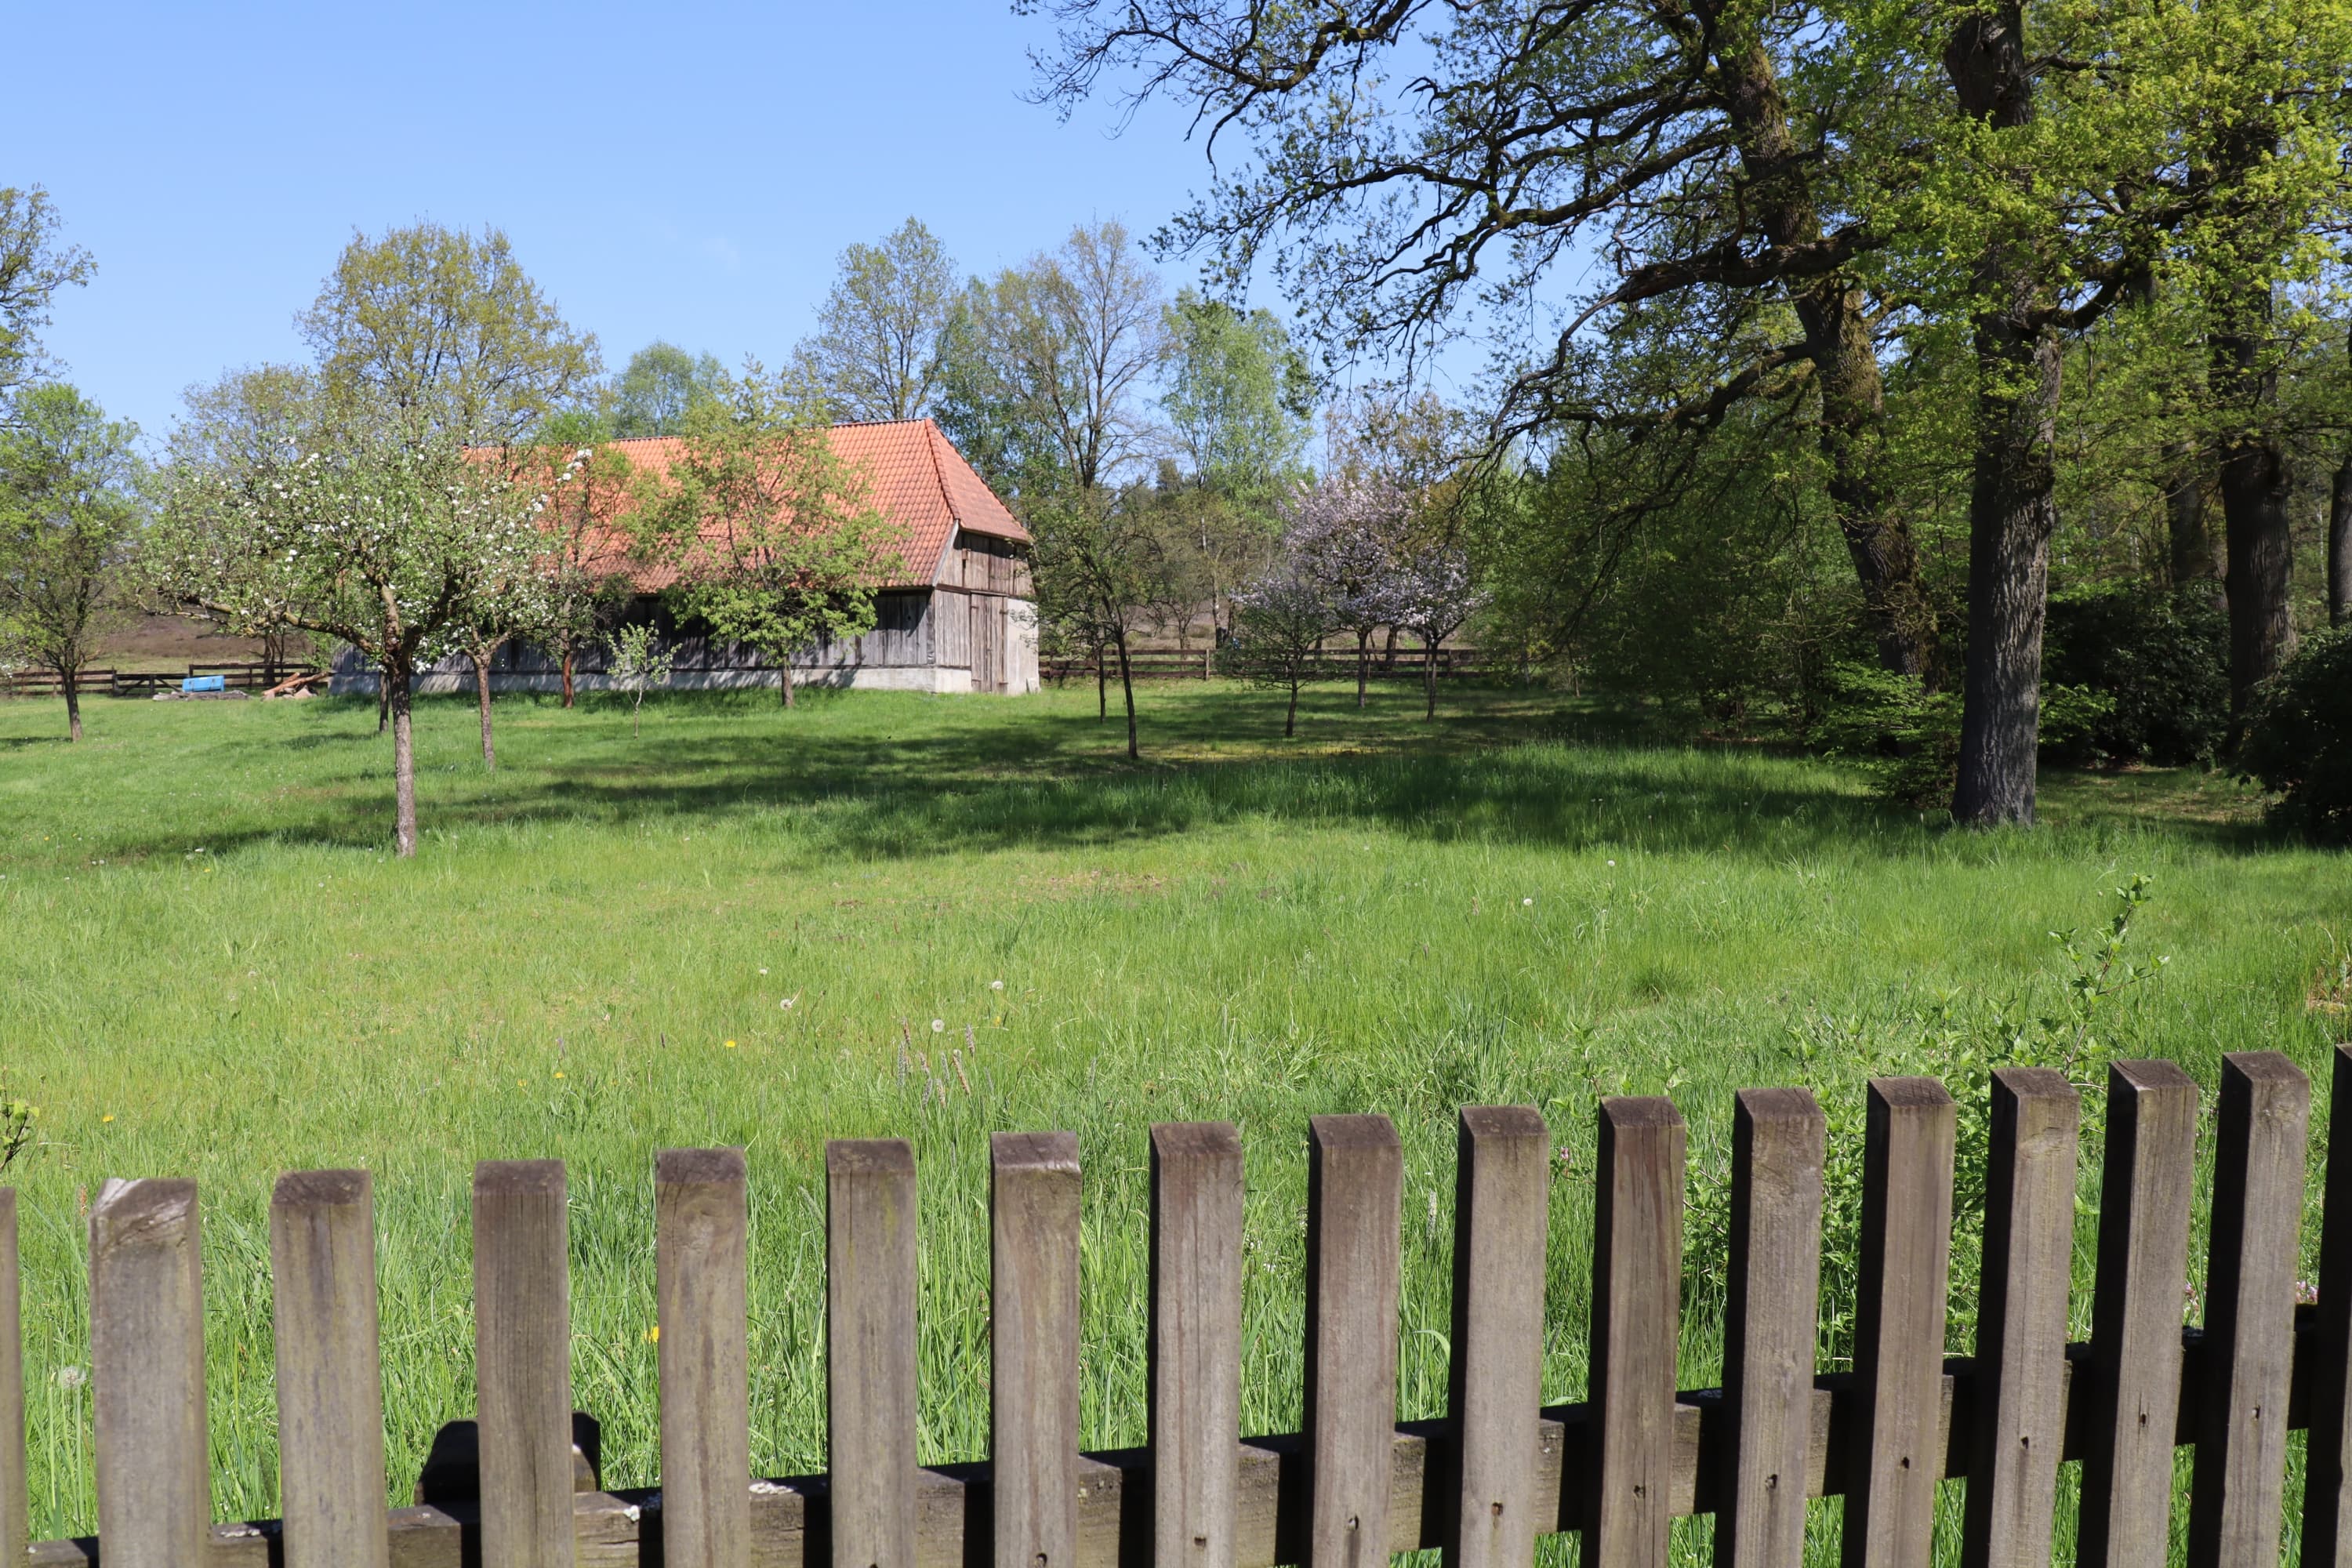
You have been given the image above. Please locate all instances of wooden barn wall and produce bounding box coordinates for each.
[492,590,939,673]
[934,588,972,670]
[942,530,1033,597]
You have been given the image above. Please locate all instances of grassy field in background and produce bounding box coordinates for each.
[0,680,2343,1559]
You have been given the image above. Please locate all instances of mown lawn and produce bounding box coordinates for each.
[0,681,2340,1559]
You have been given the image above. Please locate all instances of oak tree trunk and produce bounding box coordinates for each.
[1707,9,1933,681]
[2213,303,2296,732]
[472,653,495,771]
[1946,3,2058,828]
[63,674,81,742]
[2331,452,2352,628]
[2166,458,2223,604]
[388,662,419,858]
[2220,432,2296,729]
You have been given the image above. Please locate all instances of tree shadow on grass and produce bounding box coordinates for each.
[44,684,2285,867]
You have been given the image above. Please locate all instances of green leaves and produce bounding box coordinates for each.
[626,374,907,685]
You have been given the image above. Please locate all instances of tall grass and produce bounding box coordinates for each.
[0,682,2340,1562]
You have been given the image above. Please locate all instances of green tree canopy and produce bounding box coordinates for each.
[626,368,908,708]
[1160,289,1313,519]
[298,222,601,445]
[0,383,143,739]
[0,187,94,416]
[794,218,958,423]
[611,341,728,437]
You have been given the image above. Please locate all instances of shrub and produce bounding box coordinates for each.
[2240,629,2352,841]
[2042,585,2229,765]
[1810,663,1960,808]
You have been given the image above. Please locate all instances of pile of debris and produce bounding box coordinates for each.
[261,671,330,700]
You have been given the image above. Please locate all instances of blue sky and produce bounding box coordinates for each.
[9,1,1246,441]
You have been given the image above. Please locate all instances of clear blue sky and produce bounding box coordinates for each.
[9,1,1238,441]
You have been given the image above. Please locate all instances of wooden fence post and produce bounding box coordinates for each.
[1717,1087,1825,1568]
[270,1170,389,1568]
[474,1159,573,1568]
[657,1148,751,1568]
[1149,1122,1244,1568]
[829,1138,920,1568]
[2076,1058,2199,1567]
[1588,1097,1685,1568]
[1305,1115,1403,1568]
[2187,1051,2310,1568]
[993,1133,1083,1568]
[2310,1044,2352,1566]
[1960,1068,2079,1568]
[0,1189,25,1568]
[89,1178,209,1568]
[1842,1077,1955,1568]
[1447,1107,1549,1568]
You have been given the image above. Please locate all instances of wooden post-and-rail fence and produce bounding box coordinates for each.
[21,1046,2352,1567]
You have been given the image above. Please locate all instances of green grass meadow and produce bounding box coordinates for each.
[0,681,2343,1559]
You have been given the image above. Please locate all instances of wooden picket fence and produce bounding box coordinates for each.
[20,1046,2352,1567]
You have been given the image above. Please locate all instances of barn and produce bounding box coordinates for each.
[332,418,1040,697]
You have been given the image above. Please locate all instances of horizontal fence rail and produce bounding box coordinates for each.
[0,662,294,699]
[17,1046,2352,1567]
[1042,648,1497,685]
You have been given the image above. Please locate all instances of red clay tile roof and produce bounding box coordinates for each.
[529,419,1027,594]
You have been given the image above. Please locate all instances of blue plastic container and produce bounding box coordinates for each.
[182,674,226,693]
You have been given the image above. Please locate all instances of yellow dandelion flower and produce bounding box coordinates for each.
[646,1326,660,1343]
[724,1039,737,1049]
[100,1114,114,1123]
[554,1072,565,1080]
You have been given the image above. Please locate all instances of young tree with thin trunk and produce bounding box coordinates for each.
[156,413,564,857]
[1225,557,1334,737]
[0,384,143,740]
[505,430,633,706]
[437,553,547,771]
[1391,536,1484,722]
[1287,471,1411,709]
[1030,486,1176,758]
[602,620,675,737]
[629,372,905,708]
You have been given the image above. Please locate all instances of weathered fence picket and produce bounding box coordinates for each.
[655,1148,750,1568]
[269,1170,388,1568]
[826,1138,920,1568]
[1149,1121,1244,1568]
[1719,1087,1825,1568]
[472,1160,573,1568]
[24,1046,2352,1568]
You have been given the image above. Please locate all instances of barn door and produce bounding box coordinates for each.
[969,596,1005,693]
